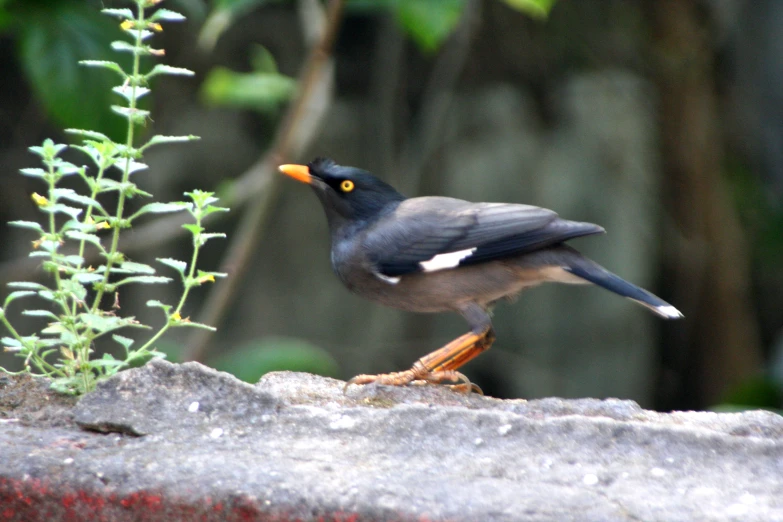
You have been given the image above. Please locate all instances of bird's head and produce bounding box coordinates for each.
[279,158,406,230]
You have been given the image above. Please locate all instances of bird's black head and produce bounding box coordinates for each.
[279,158,406,231]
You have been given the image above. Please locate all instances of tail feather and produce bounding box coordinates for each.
[563,264,683,319]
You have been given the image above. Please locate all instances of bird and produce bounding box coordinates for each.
[279,158,683,393]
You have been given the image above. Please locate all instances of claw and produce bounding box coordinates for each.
[343,369,482,395]
[344,326,494,396]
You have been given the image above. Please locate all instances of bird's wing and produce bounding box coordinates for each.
[363,197,605,277]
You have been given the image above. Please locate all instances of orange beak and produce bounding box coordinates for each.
[278,164,313,184]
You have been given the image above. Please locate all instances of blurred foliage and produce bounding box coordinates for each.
[394,0,464,53]
[201,45,296,112]
[711,375,783,415]
[210,336,339,383]
[199,0,285,50]
[500,0,556,19]
[352,0,556,52]
[725,154,783,266]
[2,0,134,142]
[2,0,558,137]
[201,0,557,55]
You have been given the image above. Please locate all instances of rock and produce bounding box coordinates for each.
[0,359,782,521]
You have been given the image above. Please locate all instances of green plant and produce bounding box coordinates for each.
[0,0,228,395]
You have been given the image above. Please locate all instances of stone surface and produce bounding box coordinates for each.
[1,359,782,521]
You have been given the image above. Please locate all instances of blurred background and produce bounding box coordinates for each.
[0,0,781,412]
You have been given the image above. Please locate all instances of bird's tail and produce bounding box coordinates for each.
[563,263,683,319]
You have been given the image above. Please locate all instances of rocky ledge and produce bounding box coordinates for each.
[1,359,782,521]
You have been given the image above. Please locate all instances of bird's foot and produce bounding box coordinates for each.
[344,369,482,395]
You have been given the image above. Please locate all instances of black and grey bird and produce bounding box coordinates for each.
[279,158,683,392]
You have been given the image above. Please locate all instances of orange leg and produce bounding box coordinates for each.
[345,327,495,394]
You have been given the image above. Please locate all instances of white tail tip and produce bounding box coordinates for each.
[656,305,684,319]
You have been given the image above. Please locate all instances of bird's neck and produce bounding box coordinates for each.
[325,198,404,242]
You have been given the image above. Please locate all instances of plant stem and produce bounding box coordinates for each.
[138,213,203,353]
[91,3,146,312]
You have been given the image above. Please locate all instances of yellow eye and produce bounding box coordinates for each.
[340,180,354,192]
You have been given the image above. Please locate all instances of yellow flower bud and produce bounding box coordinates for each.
[31,192,48,206]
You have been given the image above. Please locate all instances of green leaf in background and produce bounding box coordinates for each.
[0,5,12,32]
[201,67,296,112]
[501,0,557,19]
[249,45,279,75]
[199,0,283,51]
[210,336,340,384]
[395,0,465,54]
[16,2,132,141]
[711,375,783,414]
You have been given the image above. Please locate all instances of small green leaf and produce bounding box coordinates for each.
[149,9,186,22]
[114,275,171,286]
[124,348,165,369]
[200,233,227,243]
[61,255,86,266]
[7,282,48,290]
[52,189,104,212]
[42,204,83,219]
[195,232,227,247]
[110,105,151,122]
[113,85,150,102]
[146,300,172,313]
[73,272,105,284]
[53,161,81,176]
[65,129,111,142]
[204,205,230,216]
[65,231,104,250]
[4,291,36,307]
[61,279,87,301]
[110,40,137,53]
[196,270,228,282]
[114,158,148,175]
[101,8,134,19]
[112,334,134,350]
[77,312,145,334]
[80,60,127,78]
[146,64,195,79]
[119,261,156,274]
[2,337,22,348]
[157,258,187,275]
[22,310,58,320]
[182,224,204,235]
[173,321,216,331]
[141,134,200,151]
[37,290,56,302]
[19,168,47,178]
[131,202,187,220]
[8,221,44,233]
[91,354,124,369]
[186,190,219,206]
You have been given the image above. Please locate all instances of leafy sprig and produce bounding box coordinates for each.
[0,0,228,395]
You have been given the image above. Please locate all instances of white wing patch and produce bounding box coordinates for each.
[375,272,401,285]
[419,248,477,272]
